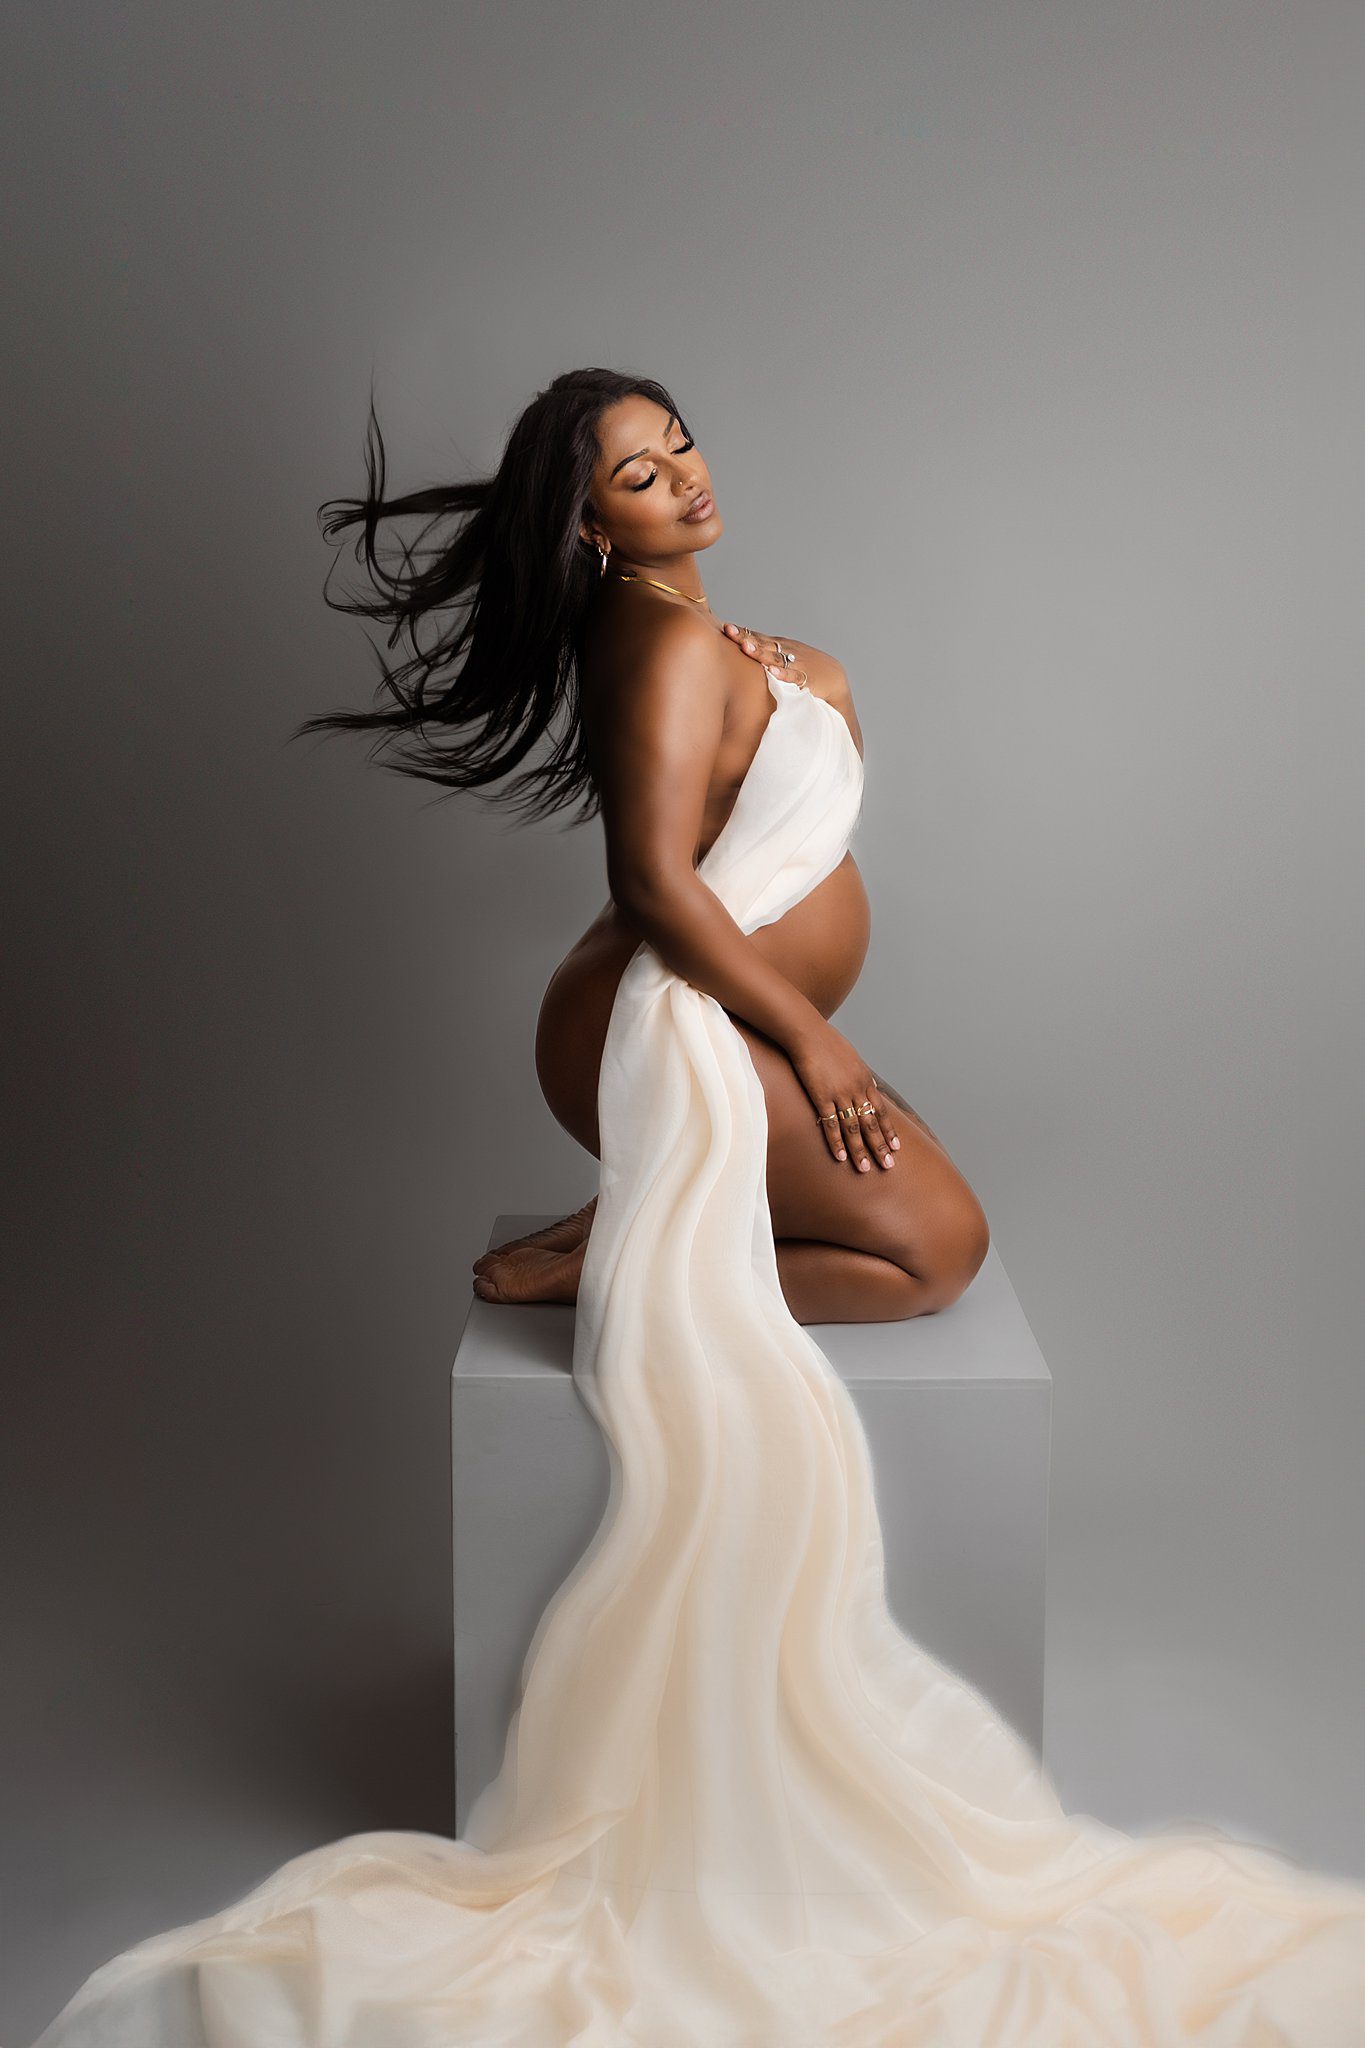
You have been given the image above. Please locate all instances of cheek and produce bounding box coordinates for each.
[619,492,676,535]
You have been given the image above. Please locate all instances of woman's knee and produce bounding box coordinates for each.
[889,1188,990,1313]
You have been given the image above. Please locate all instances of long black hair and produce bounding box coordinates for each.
[298,367,692,825]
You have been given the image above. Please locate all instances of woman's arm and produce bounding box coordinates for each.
[589,612,899,1171]
[590,611,827,1057]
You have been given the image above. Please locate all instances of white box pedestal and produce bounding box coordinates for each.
[452,1215,1052,1834]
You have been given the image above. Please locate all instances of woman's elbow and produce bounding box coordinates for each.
[608,861,696,929]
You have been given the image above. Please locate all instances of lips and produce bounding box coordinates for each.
[681,491,714,522]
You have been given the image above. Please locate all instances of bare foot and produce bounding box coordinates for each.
[472,1198,597,1278]
[472,1234,586,1306]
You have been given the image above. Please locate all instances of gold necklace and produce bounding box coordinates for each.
[611,569,711,610]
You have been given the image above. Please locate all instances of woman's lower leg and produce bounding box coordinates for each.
[775,1238,932,1323]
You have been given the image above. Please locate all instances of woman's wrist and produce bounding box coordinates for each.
[781,1004,832,1063]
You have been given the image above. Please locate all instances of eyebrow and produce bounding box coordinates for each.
[608,413,678,481]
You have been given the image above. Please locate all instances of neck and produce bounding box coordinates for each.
[609,552,708,603]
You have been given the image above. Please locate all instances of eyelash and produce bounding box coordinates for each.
[629,438,695,492]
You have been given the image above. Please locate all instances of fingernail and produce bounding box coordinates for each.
[883,1154,894,1167]
[858,1157,871,1171]
[890,1136,901,1149]
[836,1149,846,1161]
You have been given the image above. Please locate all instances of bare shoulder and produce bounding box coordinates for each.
[580,606,729,788]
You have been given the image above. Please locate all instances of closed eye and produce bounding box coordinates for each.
[629,438,695,491]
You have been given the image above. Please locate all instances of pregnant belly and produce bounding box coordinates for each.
[535,854,871,1154]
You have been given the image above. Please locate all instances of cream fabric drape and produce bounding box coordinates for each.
[30,673,1365,2046]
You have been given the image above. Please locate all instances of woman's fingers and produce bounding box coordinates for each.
[857,1093,899,1169]
[840,1102,877,1172]
[814,1092,900,1172]
[721,620,790,664]
[722,622,811,688]
[815,1103,848,1162]
[722,620,767,658]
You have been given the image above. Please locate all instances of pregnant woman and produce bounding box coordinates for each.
[30,368,1365,2046]
[472,382,988,1326]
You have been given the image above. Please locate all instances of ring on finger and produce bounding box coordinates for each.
[838,1105,859,1122]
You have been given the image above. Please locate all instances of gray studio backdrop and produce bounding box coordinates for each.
[4,2,1362,2038]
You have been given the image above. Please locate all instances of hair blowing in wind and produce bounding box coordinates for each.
[297,367,691,825]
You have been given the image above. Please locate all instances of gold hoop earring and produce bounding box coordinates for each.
[597,542,609,577]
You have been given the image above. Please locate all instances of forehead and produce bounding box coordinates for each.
[594,394,676,467]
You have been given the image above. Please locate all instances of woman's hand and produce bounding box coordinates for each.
[789,1020,901,1172]
[721,620,809,686]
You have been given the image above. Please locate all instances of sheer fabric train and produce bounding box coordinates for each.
[30,672,1365,2046]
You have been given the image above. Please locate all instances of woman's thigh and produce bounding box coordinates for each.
[537,953,989,1292]
[731,1020,989,1290]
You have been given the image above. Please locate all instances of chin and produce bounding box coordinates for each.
[682,512,723,551]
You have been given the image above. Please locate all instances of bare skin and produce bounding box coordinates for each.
[473,395,989,1325]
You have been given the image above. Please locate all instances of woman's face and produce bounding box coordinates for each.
[580,395,722,567]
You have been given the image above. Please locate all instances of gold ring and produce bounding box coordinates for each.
[838,1105,859,1122]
